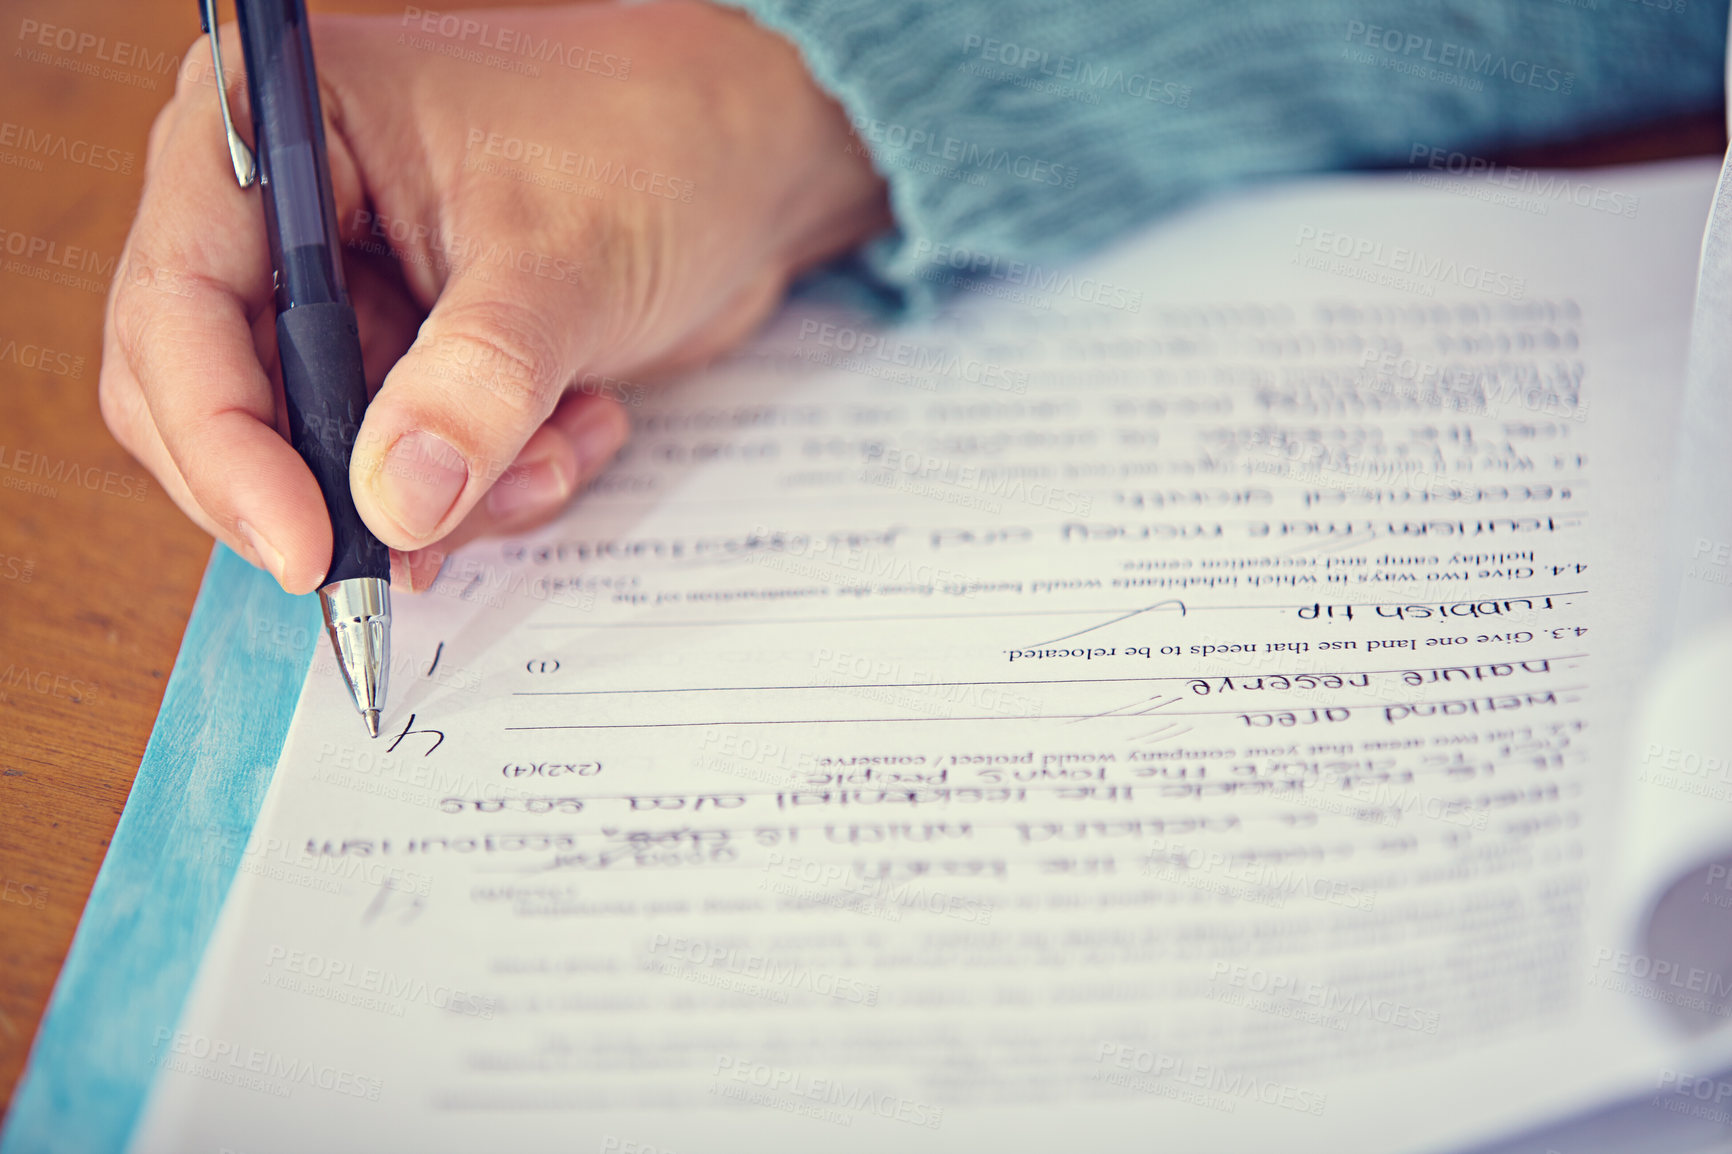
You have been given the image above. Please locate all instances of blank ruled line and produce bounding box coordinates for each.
[524,591,1588,629]
[503,685,1587,731]
[509,653,1586,697]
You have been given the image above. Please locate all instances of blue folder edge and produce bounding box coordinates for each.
[0,545,314,1154]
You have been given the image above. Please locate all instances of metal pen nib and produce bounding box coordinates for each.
[318,577,390,738]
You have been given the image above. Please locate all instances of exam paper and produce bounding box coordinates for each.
[131,158,1724,1154]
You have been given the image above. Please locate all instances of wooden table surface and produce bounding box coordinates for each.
[0,0,1723,1122]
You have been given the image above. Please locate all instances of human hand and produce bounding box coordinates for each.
[101,1,888,592]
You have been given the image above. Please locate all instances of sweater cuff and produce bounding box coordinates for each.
[710,0,1082,313]
[712,0,1727,315]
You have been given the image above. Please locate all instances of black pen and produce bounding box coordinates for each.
[199,0,390,737]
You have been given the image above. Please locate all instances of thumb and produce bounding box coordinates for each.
[349,267,618,551]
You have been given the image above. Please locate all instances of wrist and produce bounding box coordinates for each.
[661,0,891,279]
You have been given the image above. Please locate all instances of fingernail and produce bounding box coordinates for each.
[488,451,572,520]
[236,519,286,584]
[377,430,468,540]
[569,401,627,474]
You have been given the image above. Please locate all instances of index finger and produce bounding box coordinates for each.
[110,32,360,593]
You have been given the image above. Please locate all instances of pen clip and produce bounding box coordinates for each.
[198,0,256,188]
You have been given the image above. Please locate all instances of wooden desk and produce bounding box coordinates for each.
[0,0,212,1115]
[0,0,1723,1119]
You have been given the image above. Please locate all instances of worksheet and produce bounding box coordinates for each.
[130,158,1729,1153]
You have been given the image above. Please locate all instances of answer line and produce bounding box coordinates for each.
[524,591,1588,629]
[504,685,1587,731]
[510,652,1586,697]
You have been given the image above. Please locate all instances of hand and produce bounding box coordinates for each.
[101,1,888,592]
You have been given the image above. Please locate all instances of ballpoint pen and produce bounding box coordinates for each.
[199,0,391,737]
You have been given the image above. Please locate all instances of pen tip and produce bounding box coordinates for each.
[364,709,380,739]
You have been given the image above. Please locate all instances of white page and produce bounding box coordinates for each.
[1612,145,1732,1060]
[130,158,1721,1154]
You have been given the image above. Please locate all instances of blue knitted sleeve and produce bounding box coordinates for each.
[712,0,1726,309]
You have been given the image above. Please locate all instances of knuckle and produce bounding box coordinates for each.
[175,33,213,99]
[96,368,122,433]
[110,246,208,356]
[144,94,188,172]
[175,25,244,110]
[97,363,143,452]
[423,303,565,421]
[108,277,153,360]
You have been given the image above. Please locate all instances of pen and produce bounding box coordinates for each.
[200,0,391,737]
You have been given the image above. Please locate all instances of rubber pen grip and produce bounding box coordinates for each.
[276,301,390,584]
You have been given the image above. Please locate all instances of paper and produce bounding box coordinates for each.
[1614,142,1732,1045]
[129,158,1725,1154]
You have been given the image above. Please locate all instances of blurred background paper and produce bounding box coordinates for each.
[1619,71,1732,1042]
